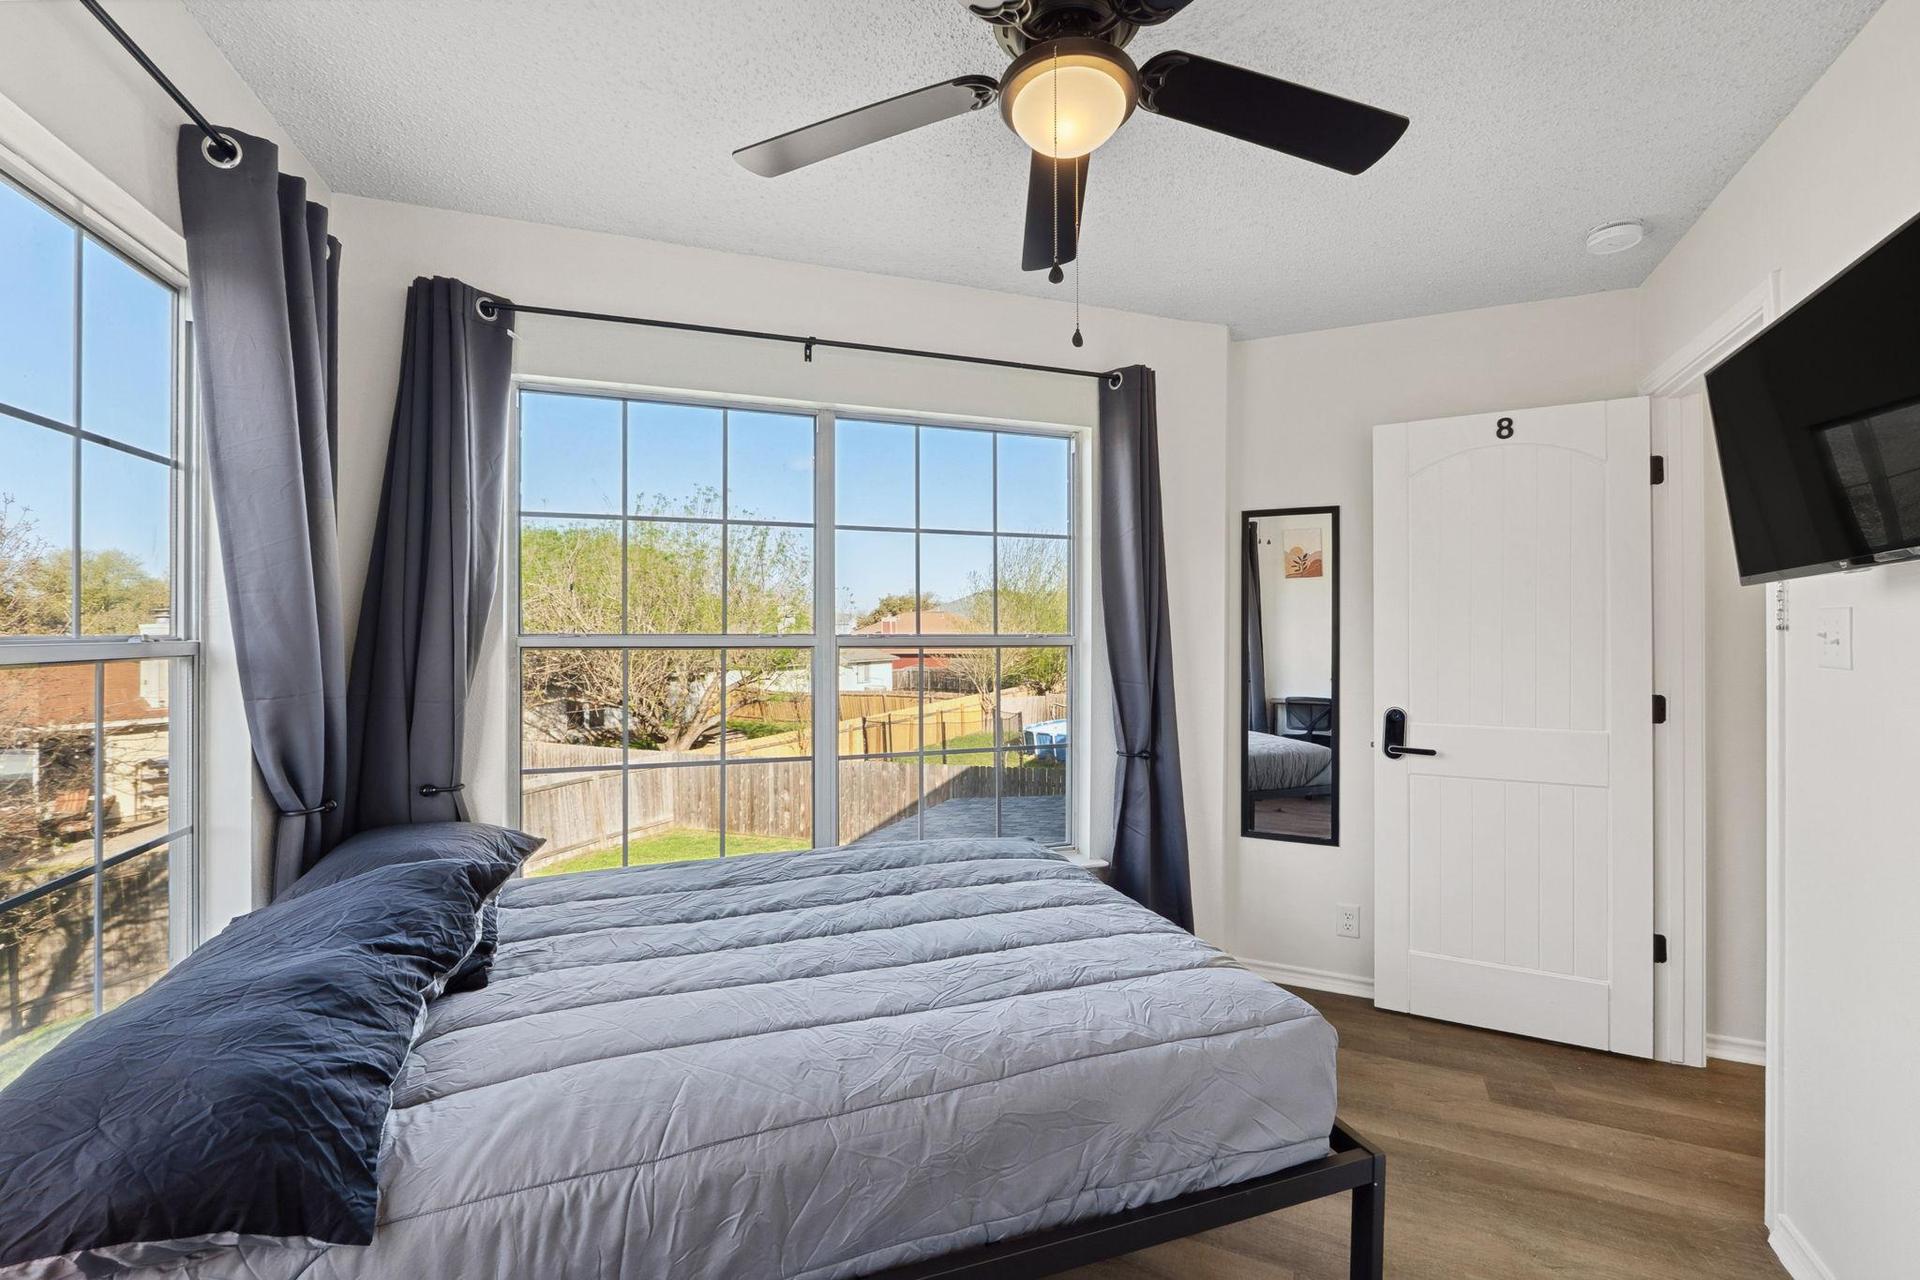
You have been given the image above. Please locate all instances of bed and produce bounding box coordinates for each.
[1246,730,1334,797]
[35,837,1378,1280]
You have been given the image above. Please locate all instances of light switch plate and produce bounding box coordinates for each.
[1816,606,1853,670]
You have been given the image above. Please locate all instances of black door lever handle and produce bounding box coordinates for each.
[1381,708,1437,760]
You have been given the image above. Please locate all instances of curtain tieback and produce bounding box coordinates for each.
[281,798,337,817]
[1118,749,1153,760]
[418,782,465,797]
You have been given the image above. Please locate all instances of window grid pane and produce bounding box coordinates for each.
[829,420,1075,851]
[1,660,184,1078]
[1,172,189,1077]
[519,642,814,872]
[517,395,1075,872]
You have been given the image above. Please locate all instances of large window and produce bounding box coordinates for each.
[0,174,193,1081]
[512,390,1077,876]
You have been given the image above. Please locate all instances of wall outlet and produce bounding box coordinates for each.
[1336,903,1362,939]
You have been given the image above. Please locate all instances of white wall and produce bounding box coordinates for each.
[1225,289,1646,987]
[325,194,1236,941]
[1253,512,1334,704]
[0,0,328,935]
[1640,0,1920,1271]
[1225,286,1770,1054]
[0,0,328,234]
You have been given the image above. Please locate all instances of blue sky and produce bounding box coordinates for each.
[521,394,1070,633]
[1,178,175,602]
[7,156,1069,634]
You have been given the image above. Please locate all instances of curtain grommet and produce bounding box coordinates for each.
[475,296,500,322]
[201,132,243,169]
[1106,370,1125,390]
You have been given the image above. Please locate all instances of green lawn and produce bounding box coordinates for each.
[925,736,1066,767]
[0,1016,87,1089]
[529,828,802,877]
[934,730,999,754]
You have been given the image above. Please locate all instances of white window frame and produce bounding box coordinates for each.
[0,155,201,987]
[506,378,1088,858]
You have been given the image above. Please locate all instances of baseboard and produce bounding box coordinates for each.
[1769,1215,1837,1280]
[1234,956,1375,1001]
[1705,1033,1767,1065]
[1233,958,1765,1060]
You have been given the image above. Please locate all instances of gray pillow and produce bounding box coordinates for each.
[285,822,543,991]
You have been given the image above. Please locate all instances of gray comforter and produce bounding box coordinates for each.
[1247,731,1333,792]
[162,839,1336,1280]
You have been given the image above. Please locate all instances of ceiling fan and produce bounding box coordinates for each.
[733,0,1410,278]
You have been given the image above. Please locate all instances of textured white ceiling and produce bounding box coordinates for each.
[181,0,1883,338]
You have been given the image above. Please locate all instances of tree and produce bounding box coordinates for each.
[0,496,62,636]
[935,538,1069,705]
[75,550,169,636]
[858,592,938,628]
[517,488,814,755]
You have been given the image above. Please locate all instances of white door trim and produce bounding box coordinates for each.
[1763,578,1788,1230]
[1636,276,1786,1223]
[1637,272,1781,1069]
[1638,275,1782,399]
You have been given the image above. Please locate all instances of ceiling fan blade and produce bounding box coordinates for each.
[1138,51,1408,175]
[734,76,998,177]
[1114,1,1202,19]
[1022,150,1089,272]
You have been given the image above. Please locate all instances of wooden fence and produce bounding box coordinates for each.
[520,690,1069,861]
[836,757,1065,844]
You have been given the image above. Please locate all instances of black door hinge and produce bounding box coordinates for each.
[1652,693,1668,724]
[1651,455,1666,484]
[1653,933,1669,964]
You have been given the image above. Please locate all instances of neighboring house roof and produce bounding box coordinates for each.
[853,609,985,636]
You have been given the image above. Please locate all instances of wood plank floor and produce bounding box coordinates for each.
[1249,796,1333,841]
[1065,991,1778,1280]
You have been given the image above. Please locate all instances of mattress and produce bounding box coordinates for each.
[165,838,1337,1280]
[1247,731,1333,792]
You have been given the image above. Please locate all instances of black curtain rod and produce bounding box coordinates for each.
[70,0,1113,384]
[476,298,1121,386]
[80,0,238,163]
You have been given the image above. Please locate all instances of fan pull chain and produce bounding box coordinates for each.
[1071,154,1084,347]
[1048,45,1064,285]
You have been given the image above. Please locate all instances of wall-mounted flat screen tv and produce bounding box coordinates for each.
[1706,212,1920,584]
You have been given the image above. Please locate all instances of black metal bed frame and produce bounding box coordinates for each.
[865,1120,1385,1280]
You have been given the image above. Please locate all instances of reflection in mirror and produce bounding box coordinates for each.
[1242,509,1339,844]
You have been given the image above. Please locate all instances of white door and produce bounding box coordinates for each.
[1373,398,1654,1056]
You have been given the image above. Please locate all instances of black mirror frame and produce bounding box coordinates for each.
[1241,506,1340,847]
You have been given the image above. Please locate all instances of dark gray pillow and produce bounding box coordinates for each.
[284,822,543,992]
[0,848,522,1271]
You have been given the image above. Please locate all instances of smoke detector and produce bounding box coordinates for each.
[1586,220,1646,256]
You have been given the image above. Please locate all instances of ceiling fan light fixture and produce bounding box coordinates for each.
[1001,38,1138,159]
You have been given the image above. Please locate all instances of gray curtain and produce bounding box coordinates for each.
[1244,522,1269,733]
[344,279,515,834]
[177,126,345,898]
[1097,366,1193,930]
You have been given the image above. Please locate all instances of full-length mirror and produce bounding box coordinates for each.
[1242,508,1339,844]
